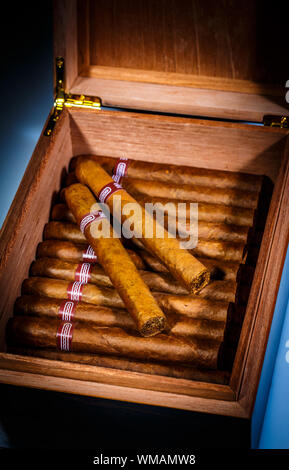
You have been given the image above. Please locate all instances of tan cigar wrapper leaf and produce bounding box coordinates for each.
[22,277,231,322]
[10,346,230,385]
[75,159,210,294]
[64,183,166,337]
[72,155,263,193]
[30,257,237,302]
[44,221,246,263]
[15,295,226,342]
[8,316,220,369]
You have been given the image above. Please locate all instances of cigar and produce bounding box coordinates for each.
[37,240,146,270]
[75,159,210,294]
[63,172,259,210]
[52,199,255,228]
[71,155,263,193]
[9,346,230,384]
[15,296,226,341]
[51,203,250,243]
[123,178,259,209]
[8,316,221,368]
[137,249,241,281]
[63,184,166,337]
[44,221,246,262]
[22,277,231,322]
[30,257,237,302]
[136,196,255,227]
[165,217,250,243]
[132,236,246,262]
[39,230,243,281]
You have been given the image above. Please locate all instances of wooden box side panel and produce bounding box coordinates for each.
[69,108,287,181]
[0,358,246,417]
[0,112,73,351]
[231,137,289,416]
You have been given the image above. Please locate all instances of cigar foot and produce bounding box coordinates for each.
[191,269,210,294]
[141,316,166,337]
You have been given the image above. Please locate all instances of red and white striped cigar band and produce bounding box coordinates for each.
[67,281,84,301]
[112,158,130,184]
[75,263,91,284]
[58,300,77,321]
[79,210,106,234]
[98,182,123,203]
[82,245,97,263]
[56,321,74,352]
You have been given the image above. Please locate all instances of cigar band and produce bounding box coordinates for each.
[82,245,97,263]
[80,210,106,234]
[112,158,130,184]
[98,182,123,203]
[56,321,74,352]
[67,281,84,301]
[58,300,77,321]
[75,263,91,284]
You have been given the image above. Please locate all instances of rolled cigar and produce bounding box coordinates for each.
[22,277,231,322]
[63,184,166,337]
[52,199,255,229]
[44,221,246,263]
[136,196,255,227]
[132,236,246,262]
[30,257,237,302]
[11,346,230,384]
[75,159,210,294]
[51,203,76,223]
[123,178,259,209]
[30,257,185,295]
[8,316,221,368]
[191,240,246,262]
[165,216,250,243]
[137,249,241,282]
[39,231,243,281]
[51,203,250,243]
[43,221,86,244]
[15,296,226,341]
[71,155,263,193]
[37,240,146,270]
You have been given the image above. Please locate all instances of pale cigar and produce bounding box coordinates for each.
[75,160,212,294]
[63,183,166,337]
[132,236,246,262]
[137,249,241,281]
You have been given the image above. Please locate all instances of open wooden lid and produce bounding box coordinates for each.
[54,0,289,121]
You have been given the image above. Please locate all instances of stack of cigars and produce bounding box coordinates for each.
[7,155,270,386]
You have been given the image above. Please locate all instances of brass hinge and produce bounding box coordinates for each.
[263,115,289,129]
[44,57,101,136]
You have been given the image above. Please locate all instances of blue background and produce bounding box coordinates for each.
[0,2,53,228]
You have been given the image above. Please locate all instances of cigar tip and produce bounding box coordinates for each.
[191,269,211,295]
[140,316,166,337]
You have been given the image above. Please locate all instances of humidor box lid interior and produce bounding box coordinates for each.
[55,0,289,121]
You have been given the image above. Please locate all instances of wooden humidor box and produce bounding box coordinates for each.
[0,0,288,418]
